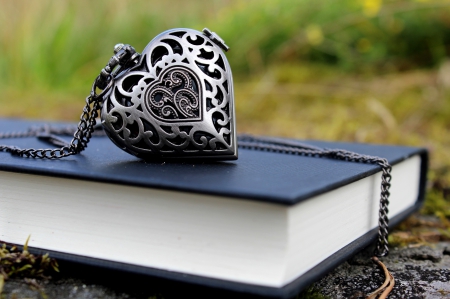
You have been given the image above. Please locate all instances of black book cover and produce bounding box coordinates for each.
[0,118,428,298]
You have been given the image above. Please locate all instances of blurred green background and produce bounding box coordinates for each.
[0,0,449,290]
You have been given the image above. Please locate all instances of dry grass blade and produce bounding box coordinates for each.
[379,272,395,299]
[365,256,395,299]
[0,274,4,295]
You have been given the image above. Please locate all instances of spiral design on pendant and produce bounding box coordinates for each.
[144,68,201,122]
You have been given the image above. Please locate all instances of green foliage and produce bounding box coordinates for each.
[422,165,450,224]
[217,0,450,73]
[0,237,58,295]
[0,0,207,92]
[1,0,450,93]
[0,238,58,281]
[423,189,450,219]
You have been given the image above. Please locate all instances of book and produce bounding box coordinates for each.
[0,118,428,298]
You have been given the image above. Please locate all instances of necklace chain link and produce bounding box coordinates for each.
[0,95,100,159]
[0,46,392,257]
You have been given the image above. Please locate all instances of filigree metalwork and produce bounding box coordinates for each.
[101,28,237,159]
[145,67,201,122]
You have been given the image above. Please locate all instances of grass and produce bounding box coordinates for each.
[0,237,59,297]
[1,0,450,297]
[2,0,450,91]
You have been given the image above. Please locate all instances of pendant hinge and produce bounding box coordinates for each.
[96,44,141,90]
[203,28,229,52]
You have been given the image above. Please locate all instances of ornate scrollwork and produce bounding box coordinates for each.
[145,67,201,122]
[101,28,236,159]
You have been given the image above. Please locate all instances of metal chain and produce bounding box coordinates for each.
[237,135,392,257]
[0,44,139,159]
[0,95,99,159]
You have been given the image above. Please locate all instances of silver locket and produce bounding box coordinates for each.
[101,28,237,160]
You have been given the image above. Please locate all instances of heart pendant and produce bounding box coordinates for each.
[101,28,237,160]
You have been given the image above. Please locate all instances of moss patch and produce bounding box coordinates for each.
[0,237,58,295]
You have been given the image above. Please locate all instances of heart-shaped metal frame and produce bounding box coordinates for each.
[101,28,237,160]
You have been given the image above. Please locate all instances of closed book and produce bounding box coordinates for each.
[0,118,427,298]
